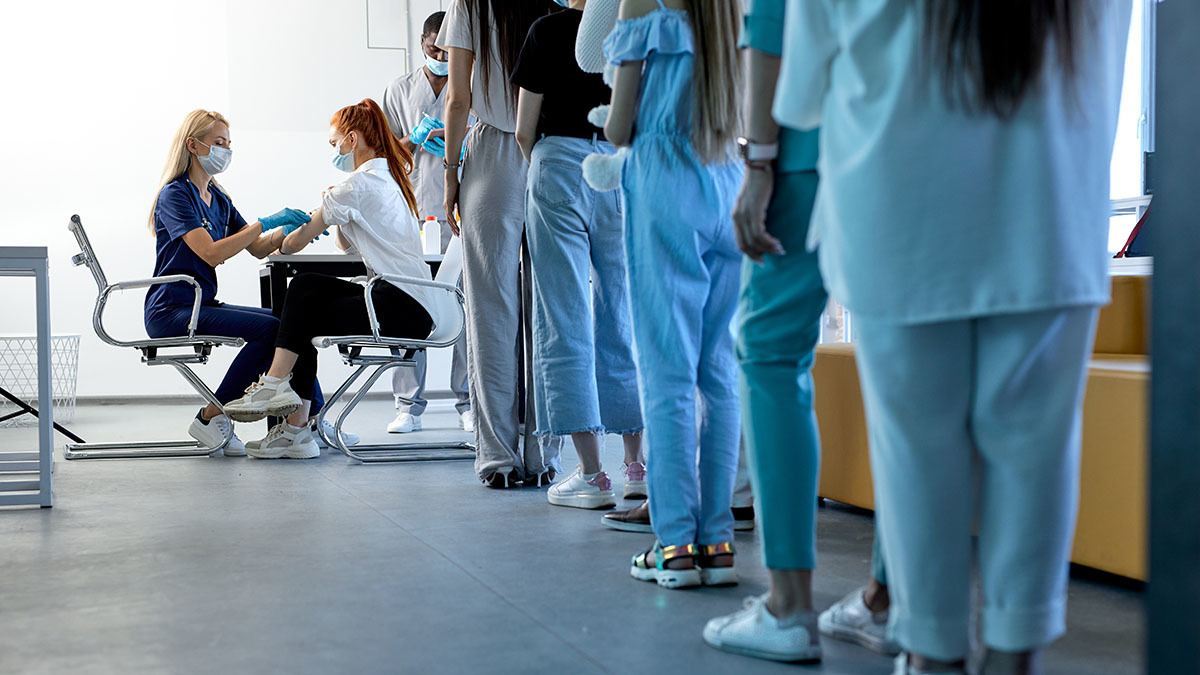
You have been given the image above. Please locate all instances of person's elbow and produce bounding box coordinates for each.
[605,121,631,148]
[445,95,470,119]
[515,129,536,154]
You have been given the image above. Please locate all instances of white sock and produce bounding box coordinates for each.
[581,470,600,481]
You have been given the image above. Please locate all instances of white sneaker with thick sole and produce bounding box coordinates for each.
[188,412,245,456]
[622,461,647,500]
[314,419,359,449]
[387,412,422,434]
[547,468,616,509]
[459,409,475,433]
[222,375,303,423]
[247,422,320,459]
[819,586,901,656]
[704,595,822,663]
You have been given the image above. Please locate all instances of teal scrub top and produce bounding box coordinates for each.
[741,0,818,175]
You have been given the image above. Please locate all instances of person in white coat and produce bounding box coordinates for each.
[381,10,472,434]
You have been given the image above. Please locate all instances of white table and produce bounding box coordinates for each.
[0,246,53,507]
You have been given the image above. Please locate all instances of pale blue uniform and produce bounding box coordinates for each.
[774,0,1131,659]
[605,2,744,549]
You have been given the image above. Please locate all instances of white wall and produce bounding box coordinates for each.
[0,0,451,399]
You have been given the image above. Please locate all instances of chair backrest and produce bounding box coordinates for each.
[67,215,109,292]
[434,235,464,285]
[426,236,464,344]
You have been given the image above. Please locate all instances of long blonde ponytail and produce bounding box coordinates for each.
[685,0,743,164]
[147,109,230,233]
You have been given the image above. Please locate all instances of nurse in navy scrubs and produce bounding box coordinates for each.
[143,109,314,456]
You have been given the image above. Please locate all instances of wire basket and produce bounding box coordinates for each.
[0,335,80,427]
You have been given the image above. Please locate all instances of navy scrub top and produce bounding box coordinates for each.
[144,175,247,317]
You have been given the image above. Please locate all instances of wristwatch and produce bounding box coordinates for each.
[737,137,779,169]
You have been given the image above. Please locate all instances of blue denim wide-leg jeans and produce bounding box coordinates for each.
[527,136,643,438]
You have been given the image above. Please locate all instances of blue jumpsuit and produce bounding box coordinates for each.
[605,3,744,549]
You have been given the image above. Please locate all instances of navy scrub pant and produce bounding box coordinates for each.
[145,302,324,412]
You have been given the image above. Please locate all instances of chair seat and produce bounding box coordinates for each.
[312,335,442,351]
[128,335,246,350]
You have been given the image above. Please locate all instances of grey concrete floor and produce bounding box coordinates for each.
[0,400,1142,675]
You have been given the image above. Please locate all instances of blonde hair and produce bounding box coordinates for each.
[686,0,743,164]
[147,109,230,233]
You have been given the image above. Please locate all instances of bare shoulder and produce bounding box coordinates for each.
[618,0,667,20]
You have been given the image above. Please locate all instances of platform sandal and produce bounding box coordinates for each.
[630,543,702,589]
[699,542,738,587]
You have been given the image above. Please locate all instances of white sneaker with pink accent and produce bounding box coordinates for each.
[548,468,616,509]
[622,461,647,500]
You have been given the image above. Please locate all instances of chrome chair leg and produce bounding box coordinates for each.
[318,361,475,463]
[63,361,231,460]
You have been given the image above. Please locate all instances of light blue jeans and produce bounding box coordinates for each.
[527,136,643,438]
[854,306,1098,660]
[623,152,743,548]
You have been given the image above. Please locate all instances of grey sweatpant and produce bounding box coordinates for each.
[459,122,561,480]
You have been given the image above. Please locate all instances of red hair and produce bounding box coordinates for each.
[331,99,419,218]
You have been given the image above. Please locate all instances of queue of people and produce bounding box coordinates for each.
[142,0,1131,673]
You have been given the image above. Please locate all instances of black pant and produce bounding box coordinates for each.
[276,273,434,400]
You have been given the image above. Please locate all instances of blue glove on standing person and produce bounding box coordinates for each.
[260,208,311,232]
[421,133,467,161]
[408,115,444,146]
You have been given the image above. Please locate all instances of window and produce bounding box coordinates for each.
[1109,0,1154,254]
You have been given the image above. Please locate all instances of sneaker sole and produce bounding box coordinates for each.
[630,566,702,589]
[222,447,247,457]
[225,401,301,424]
[734,520,755,532]
[701,567,739,587]
[817,615,900,656]
[702,627,822,664]
[622,482,647,500]
[548,492,616,510]
[248,443,320,460]
[601,518,653,533]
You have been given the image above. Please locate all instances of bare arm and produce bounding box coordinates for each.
[280,208,328,255]
[443,46,475,232]
[733,48,786,261]
[247,227,287,259]
[604,61,642,147]
[181,222,263,268]
[515,89,543,162]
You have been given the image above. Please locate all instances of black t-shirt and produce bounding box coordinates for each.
[511,9,611,140]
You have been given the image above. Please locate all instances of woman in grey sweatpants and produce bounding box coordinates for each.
[438,0,561,488]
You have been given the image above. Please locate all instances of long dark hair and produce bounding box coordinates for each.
[924,0,1079,117]
[467,0,554,112]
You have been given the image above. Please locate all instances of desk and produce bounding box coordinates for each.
[259,253,443,314]
[0,247,53,507]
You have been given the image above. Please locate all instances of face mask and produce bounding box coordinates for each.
[195,140,231,175]
[553,0,570,6]
[331,138,356,172]
[425,54,449,77]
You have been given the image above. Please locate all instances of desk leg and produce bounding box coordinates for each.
[270,264,289,318]
[34,259,53,507]
[259,269,272,310]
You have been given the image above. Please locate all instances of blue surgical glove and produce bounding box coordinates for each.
[408,115,444,146]
[260,208,311,232]
[422,135,447,158]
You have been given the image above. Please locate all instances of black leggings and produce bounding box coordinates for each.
[276,273,434,400]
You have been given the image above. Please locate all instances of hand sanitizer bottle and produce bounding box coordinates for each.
[423,216,442,255]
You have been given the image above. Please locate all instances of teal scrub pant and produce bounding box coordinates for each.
[736,171,827,569]
[854,306,1098,660]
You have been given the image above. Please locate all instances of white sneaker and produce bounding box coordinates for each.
[547,468,616,509]
[459,409,475,433]
[247,422,320,460]
[819,586,901,656]
[188,412,245,456]
[387,412,422,434]
[621,461,647,499]
[223,375,303,423]
[703,595,822,664]
[313,419,359,449]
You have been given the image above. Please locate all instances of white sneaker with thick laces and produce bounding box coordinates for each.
[547,468,616,509]
[459,409,475,433]
[247,422,320,459]
[188,412,245,456]
[387,412,422,434]
[314,419,359,449]
[703,595,822,664]
[819,586,901,656]
[222,375,303,423]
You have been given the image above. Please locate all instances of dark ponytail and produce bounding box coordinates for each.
[924,0,1079,118]
[331,98,420,218]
